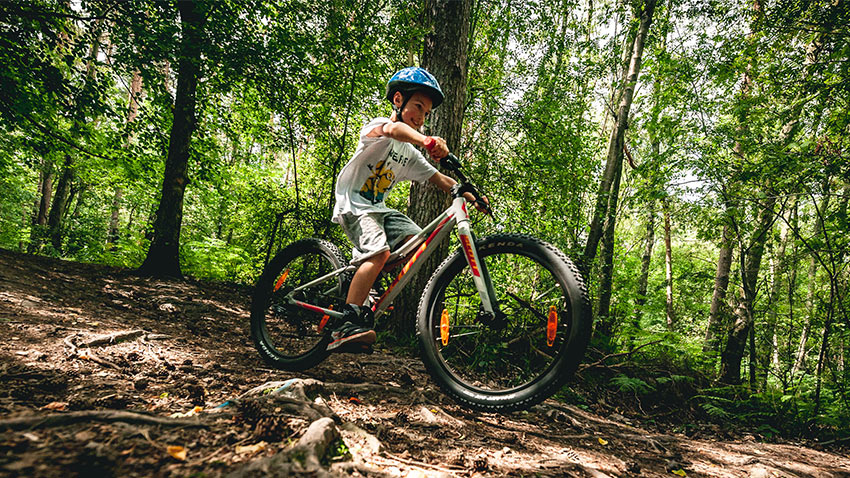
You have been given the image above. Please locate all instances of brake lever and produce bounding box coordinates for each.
[474,198,492,215]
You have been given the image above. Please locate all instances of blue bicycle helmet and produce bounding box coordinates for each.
[385,67,444,108]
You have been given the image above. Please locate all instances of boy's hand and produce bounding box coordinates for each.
[464,193,491,214]
[423,136,449,160]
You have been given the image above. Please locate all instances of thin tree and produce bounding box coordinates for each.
[591,0,658,337]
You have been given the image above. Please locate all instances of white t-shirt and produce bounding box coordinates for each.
[332,117,438,223]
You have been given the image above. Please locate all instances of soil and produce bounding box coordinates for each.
[1,248,848,478]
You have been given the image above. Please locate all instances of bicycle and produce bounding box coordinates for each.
[250,153,591,412]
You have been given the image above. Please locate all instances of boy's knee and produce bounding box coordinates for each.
[375,249,391,264]
[364,249,390,266]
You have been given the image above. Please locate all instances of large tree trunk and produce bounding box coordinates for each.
[583,0,657,268]
[592,0,657,341]
[393,0,471,333]
[138,1,204,277]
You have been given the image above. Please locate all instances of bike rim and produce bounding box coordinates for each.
[263,251,342,358]
[432,250,572,394]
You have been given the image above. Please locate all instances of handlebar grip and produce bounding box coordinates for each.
[423,136,436,151]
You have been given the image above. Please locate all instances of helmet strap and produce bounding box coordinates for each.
[391,90,413,122]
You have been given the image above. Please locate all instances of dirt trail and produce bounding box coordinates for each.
[0,248,847,478]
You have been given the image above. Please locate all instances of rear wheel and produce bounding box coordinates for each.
[417,234,590,411]
[251,238,349,371]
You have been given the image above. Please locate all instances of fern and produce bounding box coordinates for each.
[609,374,655,395]
[701,402,731,419]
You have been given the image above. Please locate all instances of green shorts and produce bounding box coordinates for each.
[340,211,422,265]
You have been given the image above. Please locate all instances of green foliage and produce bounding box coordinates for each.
[610,374,655,395]
[321,438,351,466]
[0,0,847,440]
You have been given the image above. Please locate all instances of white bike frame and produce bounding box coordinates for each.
[284,193,497,322]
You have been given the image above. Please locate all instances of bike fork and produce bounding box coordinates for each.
[457,221,499,316]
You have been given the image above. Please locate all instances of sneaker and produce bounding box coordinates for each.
[327,321,376,351]
[343,303,374,328]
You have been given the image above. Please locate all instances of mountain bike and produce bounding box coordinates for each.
[250,153,591,412]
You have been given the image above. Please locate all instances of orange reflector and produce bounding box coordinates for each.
[547,305,558,347]
[273,269,290,292]
[440,309,450,346]
[317,305,333,333]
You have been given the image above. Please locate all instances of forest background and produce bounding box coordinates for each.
[0,0,848,441]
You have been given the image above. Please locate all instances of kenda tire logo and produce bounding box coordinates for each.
[481,241,523,249]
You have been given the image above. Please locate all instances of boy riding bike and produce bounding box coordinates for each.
[329,67,486,351]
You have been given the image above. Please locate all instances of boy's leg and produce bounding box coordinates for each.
[346,249,390,306]
[329,213,390,351]
[382,235,415,272]
[381,211,424,272]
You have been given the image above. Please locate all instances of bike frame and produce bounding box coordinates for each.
[284,190,498,322]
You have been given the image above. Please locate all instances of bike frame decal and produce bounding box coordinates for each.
[291,300,344,319]
[453,197,495,314]
[459,234,481,277]
[375,214,454,309]
[273,269,290,292]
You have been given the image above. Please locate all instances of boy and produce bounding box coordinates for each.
[329,66,484,351]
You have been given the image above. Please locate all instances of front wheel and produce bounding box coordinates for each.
[417,234,591,412]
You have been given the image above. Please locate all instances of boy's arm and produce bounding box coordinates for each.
[428,172,489,213]
[371,122,449,159]
[428,171,457,193]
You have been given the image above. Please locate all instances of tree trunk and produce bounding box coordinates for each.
[630,201,655,348]
[27,165,53,253]
[393,0,471,333]
[46,154,74,252]
[583,0,657,268]
[764,205,791,387]
[107,188,124,244]
[705,223,734,353]
[595,146,624,338]
[813,279,836,415]
[793,184,830,376]
[663,198,675,330]
[36,168,53,226]
[719,195,776,384]
[780,203,799,390]
[109,69,143,245]
[138,1,204,277]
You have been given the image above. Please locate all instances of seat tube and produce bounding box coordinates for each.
[454,200,496,314]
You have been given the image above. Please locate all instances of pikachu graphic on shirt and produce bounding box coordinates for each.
[359,159,395,204]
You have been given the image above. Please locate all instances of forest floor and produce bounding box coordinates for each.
[0,248,848,478]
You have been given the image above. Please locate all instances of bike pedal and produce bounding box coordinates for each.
[335,342,374,354]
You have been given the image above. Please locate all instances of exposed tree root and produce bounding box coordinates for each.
[227,417,340,478]
[80,329,146,348]
[0,410,208,431]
